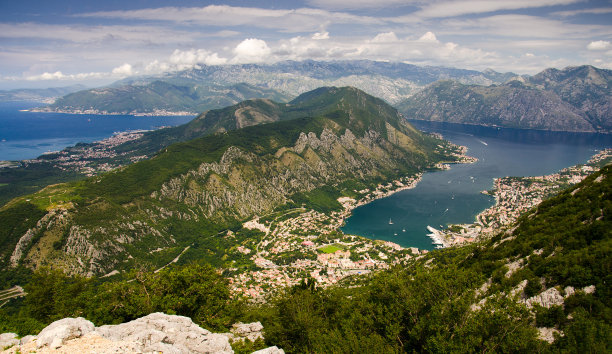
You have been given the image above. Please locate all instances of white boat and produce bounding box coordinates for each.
[389,218,393,225]
[402,229,406,232]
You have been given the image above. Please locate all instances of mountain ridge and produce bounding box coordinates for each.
[37,82,291,115]
[398,65,612,132]
[0,87,458,277]
[36,60,516,114]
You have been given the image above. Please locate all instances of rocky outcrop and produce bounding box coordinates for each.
[252,346,285,354]
[525,287,565,309]
[0,333,19,349]
[9,210,69,267]
[227,322,265,342]
[537,327,561,344]
[1,313,283,353]
[154,127,406,221]
[35,317,95,349]
[523,285,596,308]
[95,312,232,353]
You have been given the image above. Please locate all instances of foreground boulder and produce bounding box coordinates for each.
[1,312,284,353]
[96,312,232,353]
[0,333,19,349]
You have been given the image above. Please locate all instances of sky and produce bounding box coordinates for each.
[0,0,610,89]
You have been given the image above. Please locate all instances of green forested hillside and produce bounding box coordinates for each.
[259,164,612,352]
[0,86,407,207]
[2,161,609,352]
[0,87,455,278]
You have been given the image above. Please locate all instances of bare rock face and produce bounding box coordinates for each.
[525,287,564,308]
[537,327,561,344]
[3,313,234,354]
[252,346,285,354]
[1,313,287,353]
[36,317,95,349]
[95,313,233,354]
[229,321,265,342]
[0,333,19,349]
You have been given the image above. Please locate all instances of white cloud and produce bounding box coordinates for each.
[80,5,382,33]
[25,71,108,81]
[0,23,199,44]
[306,0,411,10]
[440,15,610,40]
[553,7,612,17]
[33,71,66,80]
[170,49,216,70]
[204,53,228,65]
[111,63,133,77]
[416,0,583,18]
[232,39,272,63]
[270,31,498,70]
[142,49,228,73]
[587,40,611,51]
[312,31,330,40]
[144,60,170,74]
[2,2,610,85]
[372,32,399,43]
[418,32,439,43]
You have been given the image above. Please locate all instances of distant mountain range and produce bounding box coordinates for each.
[34,60,516,114]
[38,82,290,115]
[20,61,612,133]
[398,65,611,133]
[0,85,86,103]
[1,87,459,276]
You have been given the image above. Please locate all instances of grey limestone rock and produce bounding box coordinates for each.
[525,287,565,309]
[252,346,285,354]
[6,312,237,353]
[0,333,19,349]
[36,317,95,349]
[96,312,233,354]
[230,321,265,342]
[18,335,36,345]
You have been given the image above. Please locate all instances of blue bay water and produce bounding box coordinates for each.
[0,102,194,160]
[342,120,612,250]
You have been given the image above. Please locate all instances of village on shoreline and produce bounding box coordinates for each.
[227,147,612,300]
[431,148,612,247]
[2,126,610,302]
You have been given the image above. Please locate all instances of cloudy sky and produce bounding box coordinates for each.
[0,0,610,89]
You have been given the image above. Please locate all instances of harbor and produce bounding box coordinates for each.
[426,226,447,248]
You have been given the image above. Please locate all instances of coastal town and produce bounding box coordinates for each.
[2,125,610,302]
[435,148,612,246]
[226,148,611,300]
[5,130,151,176]
[225,172,434,300]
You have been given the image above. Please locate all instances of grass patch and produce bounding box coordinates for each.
[318,244,346,254]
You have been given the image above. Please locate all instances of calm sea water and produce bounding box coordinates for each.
[342,120,612,250]
[0,102,194,160]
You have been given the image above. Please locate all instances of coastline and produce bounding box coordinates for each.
[28,108,196,116]
[336,141,477,251]
[437,148,612,247]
